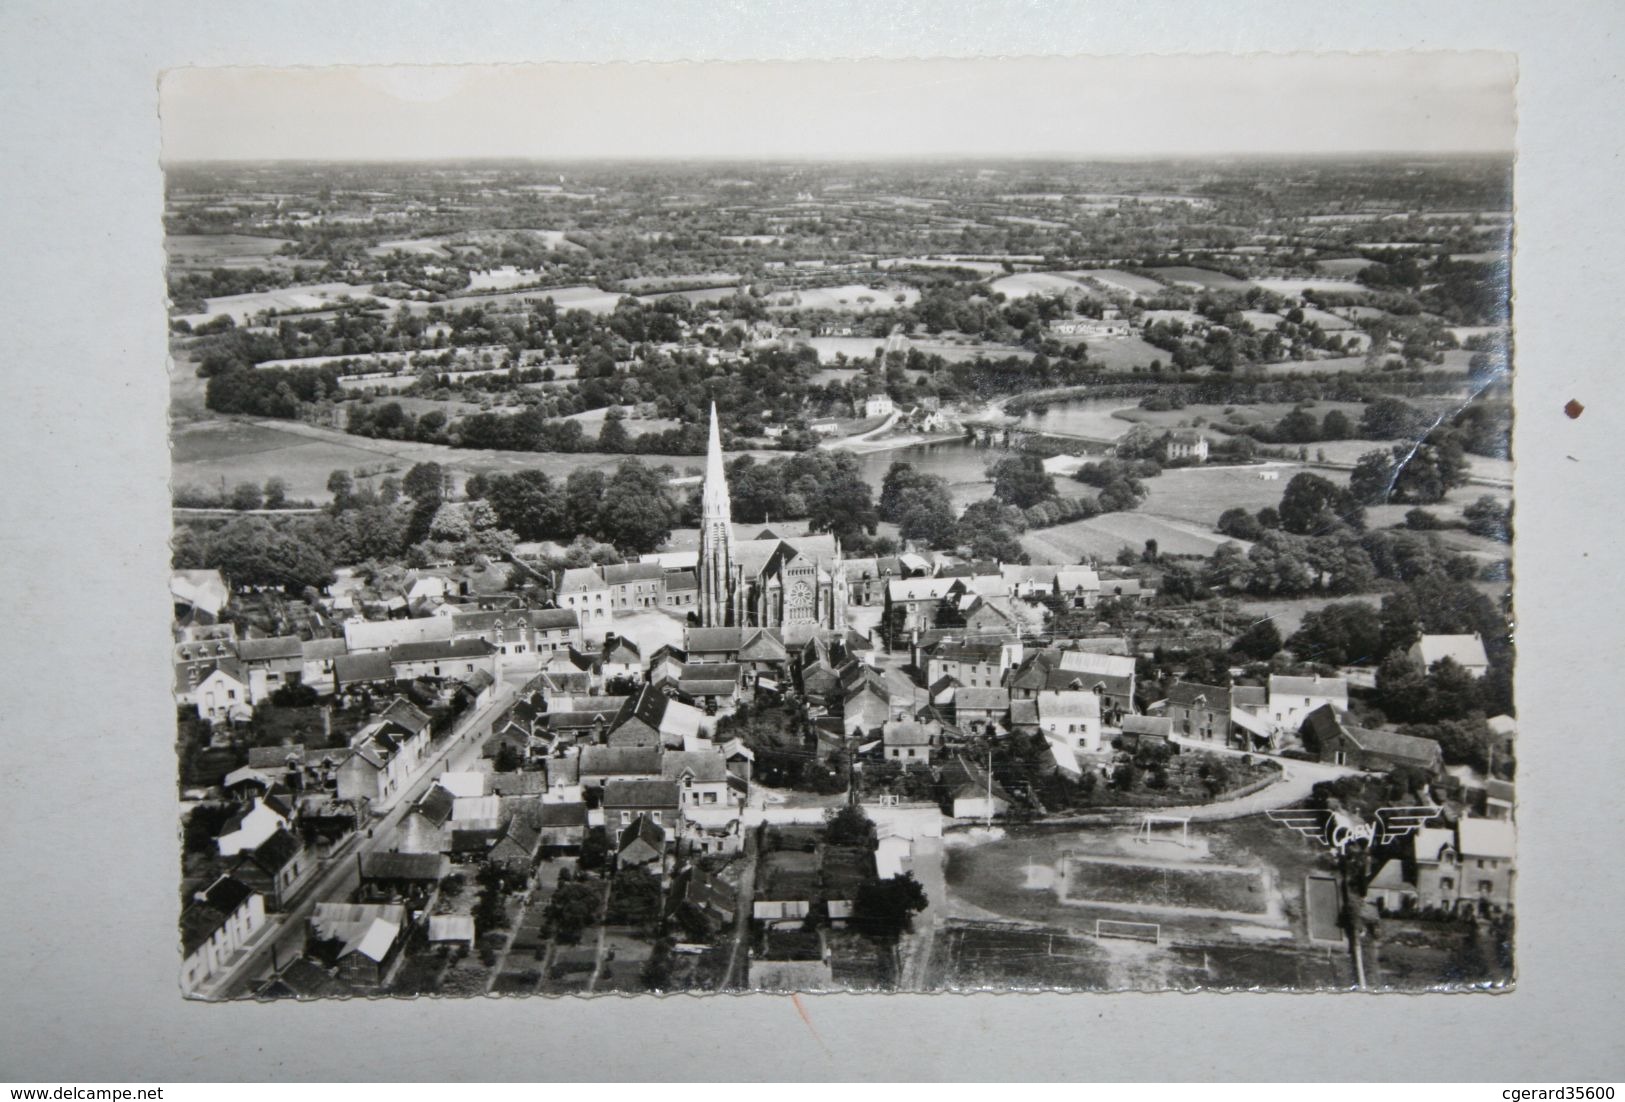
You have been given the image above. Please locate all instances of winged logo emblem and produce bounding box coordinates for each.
[1266,806,1440,855]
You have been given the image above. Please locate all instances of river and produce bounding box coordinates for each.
[845,396,1137,508]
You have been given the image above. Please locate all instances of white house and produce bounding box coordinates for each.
[215,796,291,858]
[196,663,253,723]
[1268,674,1349,730]
[1036,690,1104,753]
[179,877,265,994]
[1409,634,1490,679]
[1166,431,1209,461]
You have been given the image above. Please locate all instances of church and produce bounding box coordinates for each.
[698,405,848,641]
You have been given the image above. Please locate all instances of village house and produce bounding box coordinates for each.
[1166,430,1210,462]
[229,827,315,911]
[172,568,231,621]
[685,625,744,665]
[1298,704,1444,774]
[299,637,348,695]
[397,784,455,854]
[882,719,935,766]
[602,562,668,611]
[341,615,453,655]
[235,635,306,700]
[335,698,435,806]
[662,749,744,811]
[953,686,1010,731]
[358,851,449,905]
[179,875,265,994]
[1268,674,1350,729]
[537,800,589,855]
[602,778,683,833]
[580,746,664,790]
[608,686,706,749]
[667,866,738,940]
[1413,819,1517,914]
[195,662,253,723]
[616,815,667,868]
[331,650,395,694]
[215,795,292,858]
[308,902,408,989]
[885,576,963,636]
[1409,633,1491,679]
[1036,689,1104,753]
[556,566,611,622]
[173,632,238,707]
[947,757,1014,820]
[487,818,543,873]
[1054,568,1101,608]
[663,568,699,612]
[1164,681,1233,745]
[387,637,499,682]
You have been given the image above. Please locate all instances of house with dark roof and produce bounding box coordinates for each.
[359,851,450,904]
[663,568,699,612]
[180,876,265,994]
[580,746,664,787]
[537,801,589,854]
[668,866,738,940]
[236,635,305,700]
[308,902,407,988]
[488,818,542,871]
[685,626,744,664]
[1164,680,1234,745]
[662,749,740,810]
[388,637,499,682]
[194,661,252,724]
[616,814,667,868]
[1298,704,1444,774]
[254,957,342,1000]
[229,827,314,910]
[602,778,682,832]
[608,685,705,749]
[333,650,395,692]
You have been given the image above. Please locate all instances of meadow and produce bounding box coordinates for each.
[1073,269,1164,296]
[1148,266,1255,292]
[989,272,1099,299]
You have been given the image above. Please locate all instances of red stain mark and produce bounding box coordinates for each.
[790,992,832,1058]
[1565,399,1585,419]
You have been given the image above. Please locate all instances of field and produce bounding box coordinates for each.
[171,416,745,503]
[1073,269,1164,296]
[767,284,919,312]
[1299,306,1355,330]
[804,336,889,364]
[908,338,1035,364]
[1252,277,1368,297]
[1148,266,1255,292]
[1112,400,1370,436]
[563,405,685,437]
[1073,334,1165,371]
[1063,857,1270,915]
[989,272,1099,299]
[1139,462,1318,526]
[166,234,294,266]
[1315,257,1377,276]
[177,282,391,326]
[1021,511,1243,563]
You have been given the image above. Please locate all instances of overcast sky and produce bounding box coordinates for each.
[161,54,1516,162]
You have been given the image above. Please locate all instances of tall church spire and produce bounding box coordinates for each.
[698,402,734,626]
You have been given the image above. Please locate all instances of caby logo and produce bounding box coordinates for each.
[1265,806,1440,856]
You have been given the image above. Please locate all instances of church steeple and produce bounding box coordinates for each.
[698,403,734,627]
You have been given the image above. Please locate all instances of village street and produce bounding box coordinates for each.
[198,681,517,999]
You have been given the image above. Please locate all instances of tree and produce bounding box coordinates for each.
[1289,601,1384,666]
[597,407,632,452]
[988,454,1056,509]
[604,866,664,927]
[851,873,929,940]
[326,469,354,510]
[1360,396,1427,440]
[1462,495,1511,542]
[229,481,264,511]
[262,476,288,510]
[895,483,958,550]
[823,804,876,848]
[1217,507,1263,541]
[1321,409,1354,440]
[564,468,608,539]
[597,459,675,554]
[484,469,567,541]
[402,462,446,508]
[1232,618,1283,661]
[1278,473,1365,535]
[545,881,603,944]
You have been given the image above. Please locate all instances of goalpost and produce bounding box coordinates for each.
[1134,814,1193,849]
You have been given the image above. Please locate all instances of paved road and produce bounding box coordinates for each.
[201,682,517,999]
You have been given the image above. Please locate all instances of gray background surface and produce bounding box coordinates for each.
[2,0,1621,1082]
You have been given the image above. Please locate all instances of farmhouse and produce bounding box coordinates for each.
[1298,705,1444,774]
[1409,633,1490,679]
